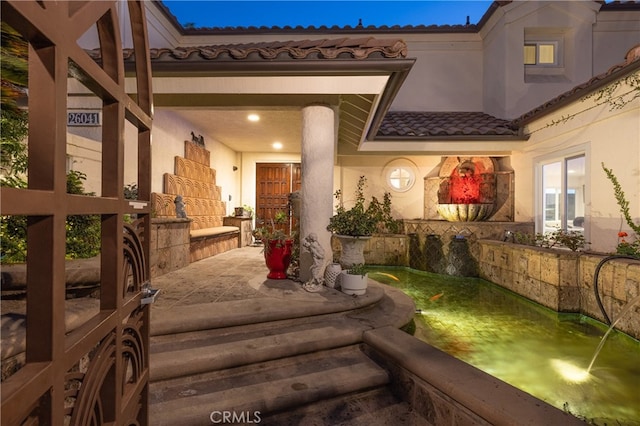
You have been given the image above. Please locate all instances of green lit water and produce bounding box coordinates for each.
[368,266,640,425]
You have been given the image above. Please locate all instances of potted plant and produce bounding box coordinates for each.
[326,176,379,268]
[340,263,368,295]
[242,204,254,218]
[253,211,294,279]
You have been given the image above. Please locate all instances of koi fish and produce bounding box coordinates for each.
[374,272,399,281]
[429,292,444,301]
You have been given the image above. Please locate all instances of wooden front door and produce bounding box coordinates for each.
[256,163,301,234]
[1,2,153,424]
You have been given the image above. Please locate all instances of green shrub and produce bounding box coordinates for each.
[1,170,102,263]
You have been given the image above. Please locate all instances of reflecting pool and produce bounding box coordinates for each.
[368,267,640,425]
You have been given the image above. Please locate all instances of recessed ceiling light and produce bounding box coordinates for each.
[247,114,260,122]
[272,142,283,150]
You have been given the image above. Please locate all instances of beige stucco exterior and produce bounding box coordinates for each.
[68,0,640,255]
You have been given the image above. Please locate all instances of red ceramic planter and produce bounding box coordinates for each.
[264,239,293,279]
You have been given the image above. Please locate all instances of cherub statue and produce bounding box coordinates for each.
[174,195,187,218]
[302,233,325,292]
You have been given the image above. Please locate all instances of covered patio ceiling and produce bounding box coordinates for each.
[146,74,393,155]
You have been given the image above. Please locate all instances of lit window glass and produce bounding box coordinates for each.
[524,45,537,65]
[390,168,412,190]
[538,44,555,64]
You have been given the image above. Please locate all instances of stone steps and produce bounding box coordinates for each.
[150,345,391,426]
[148,282,416,424]
[260,386,413,426]
[150,345,398,425]
[150,314,366,382]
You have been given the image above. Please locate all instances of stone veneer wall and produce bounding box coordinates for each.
[150,218,190,277]
[403,220,534,274]
[478,240,640,340]
[332,221,534,268]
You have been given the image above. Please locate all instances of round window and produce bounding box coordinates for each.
[383,159,417,193]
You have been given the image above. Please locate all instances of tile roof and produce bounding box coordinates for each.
[376,111,520,138]
[96,38,408,62]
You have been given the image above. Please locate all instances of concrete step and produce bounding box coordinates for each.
[260,387,414,426]
[149,345,390,426]
[150,284,386,336]
[150,314,365,381]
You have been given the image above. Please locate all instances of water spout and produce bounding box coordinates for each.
[552,293,640,383]
[586,293,640,373]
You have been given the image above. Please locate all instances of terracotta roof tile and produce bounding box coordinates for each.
[101,37,408,62]
[377,111,519,138]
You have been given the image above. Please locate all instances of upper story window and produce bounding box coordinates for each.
[524,42,558,66]
[524,28,567,82]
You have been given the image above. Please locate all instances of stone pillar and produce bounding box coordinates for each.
[299,104,335,283]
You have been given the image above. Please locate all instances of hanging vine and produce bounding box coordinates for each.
[528,70,640,135]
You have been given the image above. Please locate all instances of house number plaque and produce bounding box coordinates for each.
[67,110,101,126]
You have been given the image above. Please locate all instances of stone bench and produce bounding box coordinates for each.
[151,193,240,263]
[190,225,240,240]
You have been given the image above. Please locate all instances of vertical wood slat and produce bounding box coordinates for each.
[1,1,153,424]
[25,31,70,423]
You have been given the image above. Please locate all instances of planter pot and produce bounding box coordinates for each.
[340,271,368,295]
[324,263,342,289]
[335,235,371,269]
[264,239,293,279]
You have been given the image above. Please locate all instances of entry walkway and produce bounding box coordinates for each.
[150,246,268,309]
[149,245,395,316]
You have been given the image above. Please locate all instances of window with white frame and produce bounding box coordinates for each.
[539,154,586,234]
[382,158,418,193]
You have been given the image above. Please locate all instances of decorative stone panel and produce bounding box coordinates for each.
[184,140,210,166]
[151,141,238,263]
[174,156,216,184]
[149,218,190,277]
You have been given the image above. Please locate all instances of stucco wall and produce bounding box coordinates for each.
[516,76,640,254]
[480,1,599,119]
[152,109,240,216]
[388,34,484,113]
[335,155,441,221]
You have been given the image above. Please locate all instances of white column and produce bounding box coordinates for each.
[300,104,335,283]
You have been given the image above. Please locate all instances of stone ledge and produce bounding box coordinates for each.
[364,327,585,426]
[190,226,239,239]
